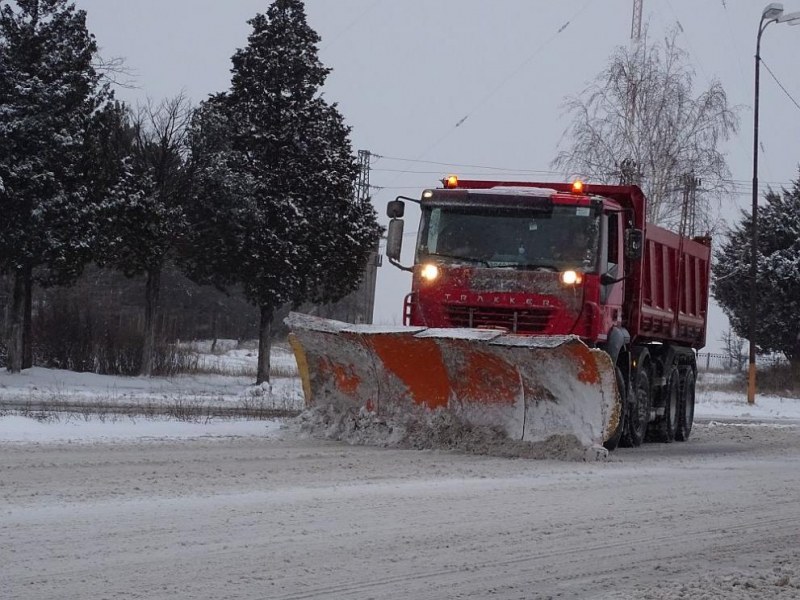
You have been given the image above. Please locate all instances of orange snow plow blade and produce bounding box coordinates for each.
[286,312,621,448]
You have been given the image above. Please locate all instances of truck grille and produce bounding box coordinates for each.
[446,305,554,333]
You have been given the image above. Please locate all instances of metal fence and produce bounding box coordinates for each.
[696,352,788,373]
[696,353,741,372]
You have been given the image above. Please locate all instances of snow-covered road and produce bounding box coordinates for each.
[2,423,799,599]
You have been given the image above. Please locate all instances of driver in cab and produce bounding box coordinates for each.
[551,228,591,265]
[438,224,491,260]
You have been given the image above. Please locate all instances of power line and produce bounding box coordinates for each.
[373,0,595,194]
[373,152,792,188]
[439,0,594,136]
[373,153,560,174]
[368,150,793,204]
[320,0,383,51]
[373,153,792,183]
[661,0,713,86]
[718,0,748,83]
[760,58,800,114]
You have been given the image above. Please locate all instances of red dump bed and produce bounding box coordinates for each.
[629,224,711,349]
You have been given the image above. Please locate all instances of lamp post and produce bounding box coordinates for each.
[749,3,800,405]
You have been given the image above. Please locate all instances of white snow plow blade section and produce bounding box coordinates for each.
[286,312,621,448]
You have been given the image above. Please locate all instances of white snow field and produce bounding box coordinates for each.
[1,356,799,599]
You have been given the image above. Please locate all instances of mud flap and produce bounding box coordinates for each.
[286,312,622,448]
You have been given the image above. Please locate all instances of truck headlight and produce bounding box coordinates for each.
[420,263,440,281]
[560,270,583,285]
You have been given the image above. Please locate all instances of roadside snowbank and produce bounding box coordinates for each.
[696,389,800,422]
[0,366,303,410]
[2,364,799,447]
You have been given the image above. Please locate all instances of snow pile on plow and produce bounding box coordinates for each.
[286,312,621,456]
[296,404,606,461]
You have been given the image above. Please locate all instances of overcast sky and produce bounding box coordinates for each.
[73,0,800,352]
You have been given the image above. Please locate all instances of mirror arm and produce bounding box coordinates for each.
[389,257,414,272]
[601,273,631,285]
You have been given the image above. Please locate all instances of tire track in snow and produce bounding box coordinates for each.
[266,511,800,600]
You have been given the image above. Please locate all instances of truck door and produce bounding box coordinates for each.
[601,212,625,316]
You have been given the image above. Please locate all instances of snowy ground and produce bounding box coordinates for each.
[0,414,285,444]
[0,341,304,416]
[2,356,800,598]
[0,365,302,406]
[185,339,299,377]
[1,423,798,599]
[1,360,797,428]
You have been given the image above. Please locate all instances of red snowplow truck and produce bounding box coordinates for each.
[287,178,711,451]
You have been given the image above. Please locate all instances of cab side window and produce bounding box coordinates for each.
[607,213,619,273]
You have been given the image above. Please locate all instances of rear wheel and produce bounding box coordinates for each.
[675,368,696,441]
[621,368,650,447]
[648,367,679,443]
[603,366,626,451]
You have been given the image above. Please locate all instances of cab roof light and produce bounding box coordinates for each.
[571,180,586,194]
[444,175,459,189]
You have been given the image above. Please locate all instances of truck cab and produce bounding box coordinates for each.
[387,178,642,346]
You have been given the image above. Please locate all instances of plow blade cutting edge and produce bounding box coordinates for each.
[286,312,622,448]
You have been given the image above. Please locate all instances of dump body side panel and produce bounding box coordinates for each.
[633,223,711,348]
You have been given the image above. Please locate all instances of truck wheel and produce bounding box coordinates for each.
[675,369,695,441]
[603,366,626,451]
[621,368,650,447]
[648,367,679,443]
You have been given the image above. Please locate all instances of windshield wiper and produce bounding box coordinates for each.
[511,263,558,271]
[424,252,490,267]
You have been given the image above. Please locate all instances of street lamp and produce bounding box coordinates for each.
[749,3,800,405]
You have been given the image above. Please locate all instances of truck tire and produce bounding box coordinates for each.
[603,366,626,451]
[621,368,650,447]
[675,368,696,441]
[648,367,679,443]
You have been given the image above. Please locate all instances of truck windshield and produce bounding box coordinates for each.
[417,204,600,271]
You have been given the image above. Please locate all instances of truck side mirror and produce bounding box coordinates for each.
[387,200,405,219]
[386,218,404,261]
[625,228,643,261]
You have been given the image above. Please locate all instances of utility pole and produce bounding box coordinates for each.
[356,150,381,324]
[319,150,381,324]
[631,0,643,42]
[623,1,644,169]
[679,172,701,238]
[688,175,700,237]
[618,158,641,186]
[356,149,371,206]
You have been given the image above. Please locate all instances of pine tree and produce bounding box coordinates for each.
[81,100,133,210]
[188,0,381,384]
[0,0,112,372]
[713,172,800,365]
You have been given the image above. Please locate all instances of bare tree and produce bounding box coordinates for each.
[104,94,192,376]
[720,327,746,372]
[92,55,137,89]
[552,28,738,231]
